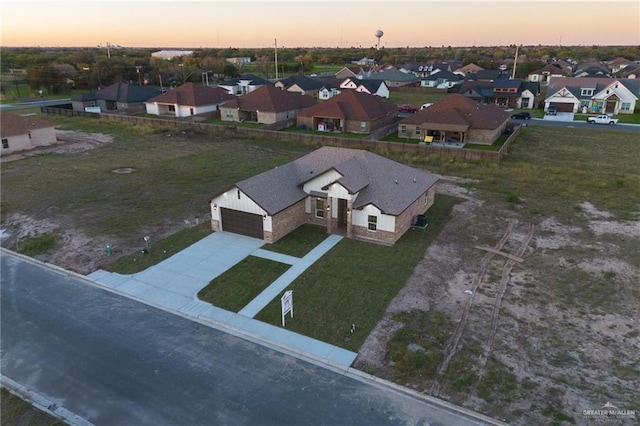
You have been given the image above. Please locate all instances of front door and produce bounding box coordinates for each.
[337,199,347,228]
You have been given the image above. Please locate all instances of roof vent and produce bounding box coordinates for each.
[395,179,398,184]
[413,178,416,183]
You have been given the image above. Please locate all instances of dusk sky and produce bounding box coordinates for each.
[2,0,639,49]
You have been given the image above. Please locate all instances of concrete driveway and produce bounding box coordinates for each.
[89,232,264,306]
[543,112,575,122]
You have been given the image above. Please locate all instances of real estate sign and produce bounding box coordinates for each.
[281,290,293,327]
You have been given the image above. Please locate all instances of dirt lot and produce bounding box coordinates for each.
[2,129,639,425]
[354,178,640,424]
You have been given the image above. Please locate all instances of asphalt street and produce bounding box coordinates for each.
[1,253,495,426]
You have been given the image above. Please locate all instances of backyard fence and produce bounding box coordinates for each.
[41,106,519,161]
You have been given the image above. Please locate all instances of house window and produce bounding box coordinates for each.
[1,139,8,149]
[621,102,631,111]
[367,215,377,231]
[581,88,594,96]
[360,122,366,132]
[225,109,233,118]
[237,189,241,199]
[315,199,325,218]
[190,108,194,115]
[28,132,32,139]
[521,98,530,108]
[169,105,176,112]
[400,125,406,135]
[416,126,421,135]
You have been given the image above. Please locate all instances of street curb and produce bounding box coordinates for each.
[1,375,94,426]
[2,248,508,425]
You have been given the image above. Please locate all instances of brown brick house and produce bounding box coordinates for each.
[210,147,439,245]
[219,84,317,124]
[296,90,398,134]
[398,94,510,145]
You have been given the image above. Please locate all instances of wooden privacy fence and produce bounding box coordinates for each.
[41,106,520,161]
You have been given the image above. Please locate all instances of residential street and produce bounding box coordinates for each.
[0,252,495,426]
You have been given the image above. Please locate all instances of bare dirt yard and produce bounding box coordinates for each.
[2,125,639,425]
[354,176,640,425]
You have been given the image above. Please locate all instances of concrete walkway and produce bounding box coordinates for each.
[88,232,356,368]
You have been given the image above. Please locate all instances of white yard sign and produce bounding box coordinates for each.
[281,290,293,327]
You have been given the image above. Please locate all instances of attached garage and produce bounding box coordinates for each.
[549,102,574,112]
[220,208,264,239]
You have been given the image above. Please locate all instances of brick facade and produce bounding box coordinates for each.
[267,200,306,243]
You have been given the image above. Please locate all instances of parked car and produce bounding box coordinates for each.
[510,112,531,120]
[399,104,417,114]
[546,105,557,115]
[586,114,618,125]
[420,103,433,110]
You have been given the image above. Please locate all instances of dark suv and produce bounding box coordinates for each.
[510,112,531,120]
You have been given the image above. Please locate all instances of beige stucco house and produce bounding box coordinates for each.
[1,111,57,155]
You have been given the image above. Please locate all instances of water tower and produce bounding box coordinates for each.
[374,30,384,50]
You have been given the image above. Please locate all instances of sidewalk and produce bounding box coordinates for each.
[88,232,357,368]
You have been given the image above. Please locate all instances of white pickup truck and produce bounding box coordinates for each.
[586,114,619,125]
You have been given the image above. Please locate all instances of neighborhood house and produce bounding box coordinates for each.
[209,147,439,245]
[0,111,57,155]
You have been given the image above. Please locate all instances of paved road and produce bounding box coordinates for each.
[509,117,640,132]
[0,99,71,111]
[1,253,498,426]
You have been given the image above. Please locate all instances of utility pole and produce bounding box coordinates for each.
[511,45,520,79]
[136,66,142,85]
[274,38,279,80]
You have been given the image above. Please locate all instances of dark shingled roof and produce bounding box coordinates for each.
[1,111,55,137]
[146,82,234,106]
[399,93,510,130]
[220,84,317,112]
[92,82,162,103]
[233,146,438,215]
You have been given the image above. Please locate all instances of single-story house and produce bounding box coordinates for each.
[219,84,317,124]
[209,146,439,245]
[459,78,540,109]
[144,82,234,117]
[366,68,419,88]
[397,94,510,145]
[527,63,570,84]
[1,111,57,155]
[335,66,374,80]
[218,74,269,96]
[339,77,390,98]
[453,63,484,77]
[296,90,398,133]
[71,82,162,113]
[545,77,639,114]
[274,75,324,98]
[420,70,464,89]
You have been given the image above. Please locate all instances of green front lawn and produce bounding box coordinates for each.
[260,224,329,257]
[254,194,461,352]
[198,256,291,312]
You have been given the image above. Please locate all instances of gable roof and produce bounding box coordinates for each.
[368,68,419,83]
[276,75,324,91]
[399,93,510,131]
[220,74,269,86]
[297,90,397,121]
[220,84,317,112]
[0,111,55,138]
[231,146,438,215]
[145,82,234,106]
[89,82,162,103]
[547,77,640,99]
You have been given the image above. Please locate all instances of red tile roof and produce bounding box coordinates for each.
[297,90,398,121]
[0,111,55,138]
[146,82,234,106]
[220,84,317,112]
[399,94,509,130]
